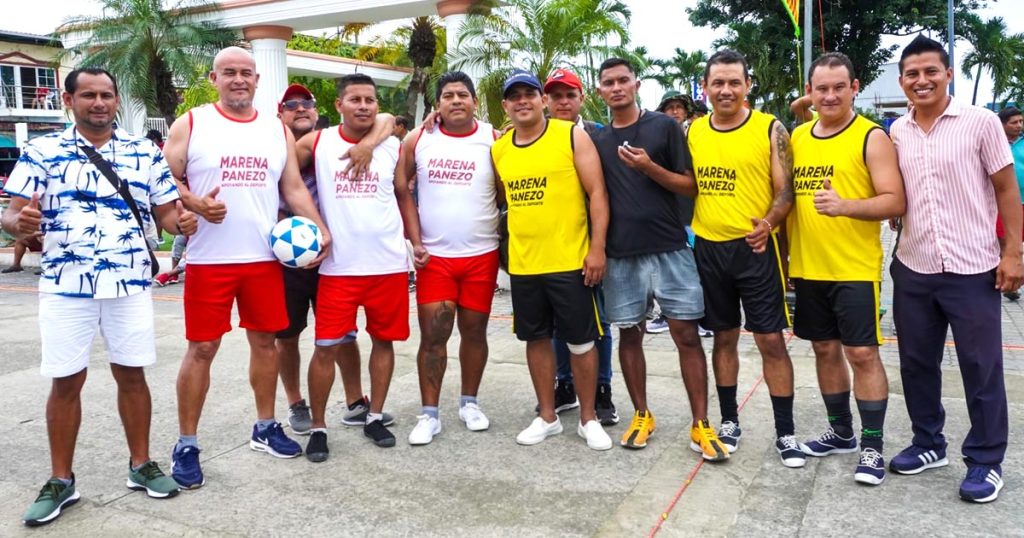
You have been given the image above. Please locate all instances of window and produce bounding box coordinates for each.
[0,64,57,108]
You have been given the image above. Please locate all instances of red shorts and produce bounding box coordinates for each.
[995,205,1024,239]
[315,273,409,343]
[415,250,499,314]
[184,261,288,341]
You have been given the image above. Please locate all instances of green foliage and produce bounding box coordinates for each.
[960,14,1024,107]
[175,66,218,116]
[287,33,359,58]
[356,18,447,120]
[60,0,239,126]
[650,49,708,95]
[285,33,366,125]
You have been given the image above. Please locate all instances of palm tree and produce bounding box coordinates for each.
[651,48,708,95]
[60,0,238,126]
[355,18,448,120]
[451,0,631,126]
[961,15,1024,107]
[405,17,439,121]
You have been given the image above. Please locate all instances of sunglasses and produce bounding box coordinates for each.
[281,99,316,111]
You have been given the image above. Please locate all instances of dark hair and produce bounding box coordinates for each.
[145,129,163,142]
[435,71,477,102]
[899,34,950,74]
[808,52,856,84]
[999,106,1023,124]
[598,58,635,77]
[337,73,377,97]
[394,116,411,129]
[693,101,708,114]
[65,67,119,95]
[315,116,330,130]
[704,49,750,81]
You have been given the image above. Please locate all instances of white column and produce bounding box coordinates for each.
[244,26,293,117]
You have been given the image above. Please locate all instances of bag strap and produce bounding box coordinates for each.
[79,144,148,238]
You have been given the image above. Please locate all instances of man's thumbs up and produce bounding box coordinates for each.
[822,178,832,190]
[16,192,43,237]
[174,199,198,236]
[199,185,227,223]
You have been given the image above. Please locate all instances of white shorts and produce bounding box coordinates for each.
[38,291,157,378]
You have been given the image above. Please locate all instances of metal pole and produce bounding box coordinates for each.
[948,0,955,96]
[803,0,813,87]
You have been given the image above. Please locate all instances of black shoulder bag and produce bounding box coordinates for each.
[80,144,160,277]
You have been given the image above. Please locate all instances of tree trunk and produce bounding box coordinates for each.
[972,64,982,106]
[405,68,426,121]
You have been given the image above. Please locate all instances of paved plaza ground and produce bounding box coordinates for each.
[1,230,1023,537]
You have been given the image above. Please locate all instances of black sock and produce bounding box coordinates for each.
[822,391,854,438]
[857,398,887,452]
[770,395,795,437]
[717,385,738,424]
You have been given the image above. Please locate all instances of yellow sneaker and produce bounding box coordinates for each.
[620,409,656,449]
[690,418,730,462]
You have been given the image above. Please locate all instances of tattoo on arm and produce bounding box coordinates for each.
[772,121,795,210]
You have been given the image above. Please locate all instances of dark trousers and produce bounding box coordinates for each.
[891,257,1007,466]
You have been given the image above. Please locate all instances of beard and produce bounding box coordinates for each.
[223,96,253,110]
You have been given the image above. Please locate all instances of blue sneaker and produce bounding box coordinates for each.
[959,466,1003,503]
[250,422,302,458]
[889,444,949,475]
[854,448,886,485]
[799,427,858,456]
[170,444,205,489]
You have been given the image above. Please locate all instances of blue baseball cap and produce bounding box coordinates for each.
[502,69,543,98]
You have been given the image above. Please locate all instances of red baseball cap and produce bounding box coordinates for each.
[279,83,313,104]
[544,68,583,93]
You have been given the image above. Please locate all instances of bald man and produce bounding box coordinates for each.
[162,47,331,488]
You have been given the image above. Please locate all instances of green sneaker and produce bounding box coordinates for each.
[23,476,80,526]
[126,460,180,498]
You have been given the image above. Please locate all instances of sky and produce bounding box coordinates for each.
[4,0,1020,108]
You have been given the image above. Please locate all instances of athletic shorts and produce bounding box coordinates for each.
[184,261,288,342]
[793,279,882,346]
[995,204,1024,239]
[277,266,320,339]
[510,270,601,344]
[603,247,704,326]
[38,291,156,378]
[315,273,409,344]
[416,250,499,314]
[694,235,790,333]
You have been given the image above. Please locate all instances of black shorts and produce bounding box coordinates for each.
[694,236,790,333]
[793,279,882,346]
[510,270,601,344]
[277,266,319,339]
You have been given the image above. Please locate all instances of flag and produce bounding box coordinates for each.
[782,0,800,38]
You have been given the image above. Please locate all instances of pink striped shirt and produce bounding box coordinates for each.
[891,99,1013,274]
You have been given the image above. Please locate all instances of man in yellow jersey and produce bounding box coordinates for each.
[688,49,804,468]
[491,69,612,451]
[788,53,906,486]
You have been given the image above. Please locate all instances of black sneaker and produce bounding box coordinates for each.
[1004,291,1021,302]
[306,431,329,463]
[364,420,396,448]
[595,383,619,425]
[554,379,580,414]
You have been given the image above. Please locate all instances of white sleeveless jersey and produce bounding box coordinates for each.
[315,126,405,275]
[414,121,500,257]
[184,103,287,264]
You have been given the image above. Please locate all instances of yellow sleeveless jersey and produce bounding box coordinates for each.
[689,109,777,241]
[492,119,589,275]
[787,114,884,281]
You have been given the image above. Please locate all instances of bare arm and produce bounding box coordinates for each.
[814,129,906,220]
[395,130,427,268]
[992,163,1024,291]
[295,129,317,170]
[572,127,609,286]
[344,113,396,177]
[280,128,332,266]
[747,120,795,253]
[790,95,814,124]
[1,195,40,239]
[163,112,226,222]
[153,200,198,237]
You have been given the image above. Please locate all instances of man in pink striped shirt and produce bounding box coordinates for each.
[888,35,1023,503]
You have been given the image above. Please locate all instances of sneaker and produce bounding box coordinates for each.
[776,435,807,468]
[577,420,612,451]
[889,444,949,475]
[409,415,442,445]
[799,427,858,456]
[620,409,656,449]
[959,466,1003,503]
[697,325,713,337]
[364,419,397,447]
[341,396,396,426]
[854,448,886,485]
[459,403,490,431]
[166,274,180,285]
[126,461,180,498]
[1005,291,1021,302]
[170,444,204,489]
[306,431,329,463]
[689,419,729,462]
[516,416,563,445]
[250,422,302,458]
[154,273,172,286]
[645,316,669,334]
[718,421,742,453]
[595,383,619,425]
[554,379,580,414]
[2,266,24,274]
[22,476,80,526]
[287,399,312,435]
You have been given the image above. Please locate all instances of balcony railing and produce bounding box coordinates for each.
[0,83,60,110]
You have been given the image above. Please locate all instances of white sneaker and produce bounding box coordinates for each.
[408,415,441,445]
[577,420,612,451]
[458,402,490,431]
[516,416,562,445]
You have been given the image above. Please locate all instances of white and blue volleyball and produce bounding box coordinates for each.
[270,216,323,268]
